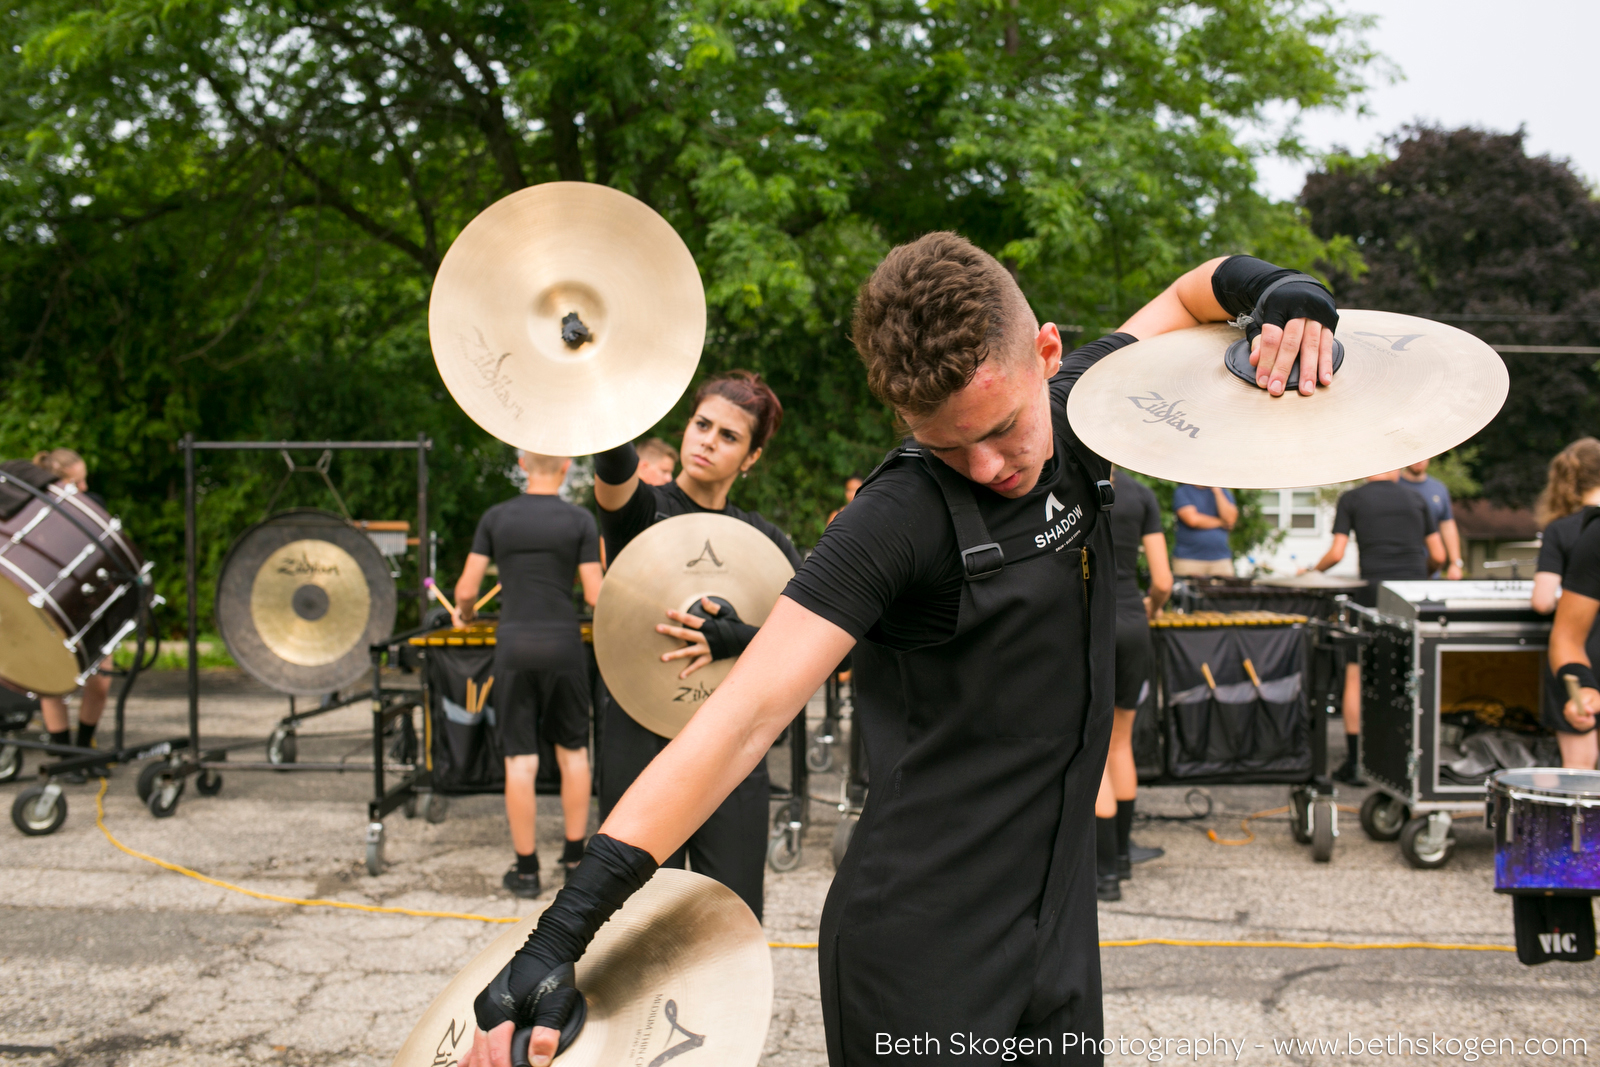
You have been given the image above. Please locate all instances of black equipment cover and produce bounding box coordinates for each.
[1155,624,1311,781]
[0,461,58,522]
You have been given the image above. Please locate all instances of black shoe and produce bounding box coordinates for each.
[1332,762,1365,786]
[502,867,542,898]
[1096,873,1122,902]
[1128,842,1164,865]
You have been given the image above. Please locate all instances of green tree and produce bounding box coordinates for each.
[3,0,1373,627]
[1302,126,1600,506]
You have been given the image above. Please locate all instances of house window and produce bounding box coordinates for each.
[1261,490,1320,534]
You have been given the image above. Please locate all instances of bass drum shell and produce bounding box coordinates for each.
[1490,768,1600,896]
[216,509,396,696]
[0,484,144,696]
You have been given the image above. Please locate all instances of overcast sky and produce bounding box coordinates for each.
[1254,0,1600,203]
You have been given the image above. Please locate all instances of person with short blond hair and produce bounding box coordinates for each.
[633,437,678,486]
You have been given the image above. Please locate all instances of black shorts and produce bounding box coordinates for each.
[494,665,591,756]
[1114,609,1154,710]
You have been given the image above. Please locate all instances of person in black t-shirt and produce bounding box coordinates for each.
[462,239,1344,1067]
[1310,470,1444,783]
[454,451,602,897]
[588,371,802,922]
[1094,467,1171,901]
[1533,438,1600,767]
[1550,513,1600,768]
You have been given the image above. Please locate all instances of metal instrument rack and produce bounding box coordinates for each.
[143,436,434,873]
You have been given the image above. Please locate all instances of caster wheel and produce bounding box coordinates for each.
[422,793,448,824]
[1399,815,1456,869]
[136,759,169,803]
[403,793,418,819]
[195,769,223,797]
[1360,792,1408,842]
[0,742,21,784]
[12,784,67,836]
[1289,787,1311,845]
[767,828,802,872]
[366,823,386,876]
[147,774,184,818]
[1310,797,1336,862]
[806,736,835,774]
[831,817,857,869]
[267,727,297,766]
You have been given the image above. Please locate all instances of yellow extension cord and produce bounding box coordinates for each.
[92,782,1513,953]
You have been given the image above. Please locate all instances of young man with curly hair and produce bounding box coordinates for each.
[462,235,1340,1067]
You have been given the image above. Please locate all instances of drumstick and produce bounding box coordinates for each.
[473,583,501,612]
[1242,658,1263,688]
[477,676,494,710]
[423,577,458,616]
[1201,663,1218,691]
[466,678,476,713]
[1564,673,1585,707]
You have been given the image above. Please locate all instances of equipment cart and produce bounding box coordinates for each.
[1355,580,1558,869]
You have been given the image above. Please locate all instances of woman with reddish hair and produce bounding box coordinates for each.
[589,370,802,920]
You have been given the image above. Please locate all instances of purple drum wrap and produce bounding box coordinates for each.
[1492,769,1600,895]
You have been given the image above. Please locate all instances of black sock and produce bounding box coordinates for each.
[1345,734,1360,767]
[1096,817,1119,879]
[48,729,70,747]
[562,838,586,864]
[76,722,97,749]
[515,851,539,876]
[1115,799,1135,858]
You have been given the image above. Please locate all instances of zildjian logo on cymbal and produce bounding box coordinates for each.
[275,552,339,577]
[685,540,724,568]
[460,328,526,421]
[1126,391,1201,438]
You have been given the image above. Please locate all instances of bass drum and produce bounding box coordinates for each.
[0,474,146,696]
[216,509,396,695]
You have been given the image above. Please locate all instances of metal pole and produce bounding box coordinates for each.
[417,433,430,626]
[184,434,200,757]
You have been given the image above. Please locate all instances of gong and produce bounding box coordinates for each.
[216,509,396,695]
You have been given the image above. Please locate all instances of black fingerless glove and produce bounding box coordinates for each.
[593,443,640,486]
[688,598,760,660]
[1558,663,1599,692]
[1211,255,1339,342]
[474,834,657,1060]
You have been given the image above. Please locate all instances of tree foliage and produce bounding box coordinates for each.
[1302,126,1600,507]
[2,0,1371,627]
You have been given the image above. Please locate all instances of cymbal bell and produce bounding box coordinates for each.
[1065,310,1509,489]
[594,514,794,739]
[390,869,772,1067]
[429,182,706,455]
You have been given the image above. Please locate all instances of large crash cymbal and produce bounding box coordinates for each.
[216,510,396,695]
[391,868,772,1067]
[429,182,706,455]
[1066,310,1508,489]
[594,514,794,739]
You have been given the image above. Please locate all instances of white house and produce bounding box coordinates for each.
[1239,486,1363,579]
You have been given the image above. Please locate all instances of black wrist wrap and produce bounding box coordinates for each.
[1559,663,1599,693]
[1212,255,1341,387]
[593,443,640,485]
[692,601,759,660]
[474,834,657,1037]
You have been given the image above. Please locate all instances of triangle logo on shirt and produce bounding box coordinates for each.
[1045,493,1067,521]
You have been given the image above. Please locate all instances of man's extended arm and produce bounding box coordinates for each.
[1312,533,1349,573]
[455,553,490,625]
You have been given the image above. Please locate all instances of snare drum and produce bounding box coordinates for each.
[0,480,147,696]
[1490,768,1600,896]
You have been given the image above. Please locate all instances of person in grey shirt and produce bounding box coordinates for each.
[1399,457,1462,579]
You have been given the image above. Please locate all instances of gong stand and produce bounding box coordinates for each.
[168,436,434,861]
